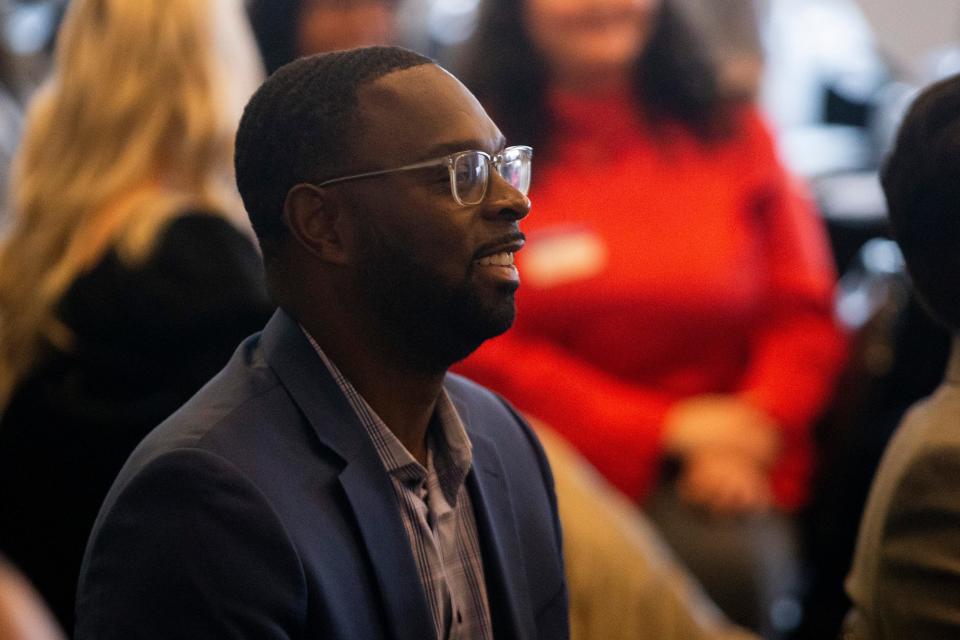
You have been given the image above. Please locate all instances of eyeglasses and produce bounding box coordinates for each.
[316,145,533,207]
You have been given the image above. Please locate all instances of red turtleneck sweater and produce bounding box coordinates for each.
[456,90,846,509]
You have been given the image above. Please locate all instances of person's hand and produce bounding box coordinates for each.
[662,394,781,468]
[677,449,773,515]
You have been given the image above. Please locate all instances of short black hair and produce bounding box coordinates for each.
[235,46,433,260]
[882,73,960,333]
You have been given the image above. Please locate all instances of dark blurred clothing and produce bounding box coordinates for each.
[646,479,800,637]
[796,274,950,640]
[843,338,960,639]
[0,212,273,630]
[74,310,567,640]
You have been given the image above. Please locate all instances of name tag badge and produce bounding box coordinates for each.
[522,229,608,288]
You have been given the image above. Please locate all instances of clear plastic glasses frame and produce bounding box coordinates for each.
[315,145,533,207]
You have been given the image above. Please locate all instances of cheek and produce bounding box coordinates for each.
[413,219,475,276]
[367,200,474,277]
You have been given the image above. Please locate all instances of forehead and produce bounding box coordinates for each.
[353,64,503,164]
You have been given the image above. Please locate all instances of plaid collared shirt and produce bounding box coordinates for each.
[304,331,494,640]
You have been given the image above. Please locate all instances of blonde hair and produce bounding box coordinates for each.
[0,0,262,407]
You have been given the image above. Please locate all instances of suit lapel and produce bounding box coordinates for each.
[453,393,536,640]
[340,454,435,640]
[260,310,435,640]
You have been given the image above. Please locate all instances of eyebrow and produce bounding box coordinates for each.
[415,136,508,162]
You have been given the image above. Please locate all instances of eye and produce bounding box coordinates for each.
[457,158,485,185]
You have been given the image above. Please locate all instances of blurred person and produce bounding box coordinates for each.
[455,0,846,634]
[247,0,398,73]
[0,558,63,640]
[843,73,960,640]
[75,46,567,640]
[0,0,272,629]
[535,419,759,640]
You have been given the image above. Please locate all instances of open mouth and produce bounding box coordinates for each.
[476,251,515,267]
[472,237,524,284]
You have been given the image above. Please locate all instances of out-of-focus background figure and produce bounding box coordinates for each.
[453,0,845,635]
[0,0,272,629]
[536,420,758,640]
[844,71,960,640]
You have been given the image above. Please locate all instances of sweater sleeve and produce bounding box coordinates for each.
[456,333,674,500]
[732,113,847,435]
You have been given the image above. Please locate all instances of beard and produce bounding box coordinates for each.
[354,221,516,372]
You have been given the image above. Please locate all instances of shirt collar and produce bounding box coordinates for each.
[430,390,474,506]
[301,327,473,505]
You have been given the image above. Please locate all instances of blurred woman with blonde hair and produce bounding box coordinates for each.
[0,0,272,628]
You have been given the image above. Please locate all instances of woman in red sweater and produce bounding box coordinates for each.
[456,0,846,634]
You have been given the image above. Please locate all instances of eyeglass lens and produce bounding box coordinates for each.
[452,149,531,205]
[500,148,532,196]
[453,152,489,205]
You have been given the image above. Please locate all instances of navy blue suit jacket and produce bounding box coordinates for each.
[75,310,568,639]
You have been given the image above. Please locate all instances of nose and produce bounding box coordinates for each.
[483,172,531,222]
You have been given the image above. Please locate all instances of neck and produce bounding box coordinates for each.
[300,311,446,467]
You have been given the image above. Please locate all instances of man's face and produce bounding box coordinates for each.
[334,65,530,370]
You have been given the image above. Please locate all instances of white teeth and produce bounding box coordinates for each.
[477,252,514,267]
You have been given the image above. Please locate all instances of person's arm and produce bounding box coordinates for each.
[665,176,841,513]
[663,113,846,514]
[75,449,306,639]
[731,113,847,437]
[873,446,960,638]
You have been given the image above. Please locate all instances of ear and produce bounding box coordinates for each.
[283,183,350,265]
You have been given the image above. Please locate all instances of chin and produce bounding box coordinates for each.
[473,289,518,336]
[434,297,517,367]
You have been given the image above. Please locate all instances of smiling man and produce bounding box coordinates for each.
[74,47,568,640]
